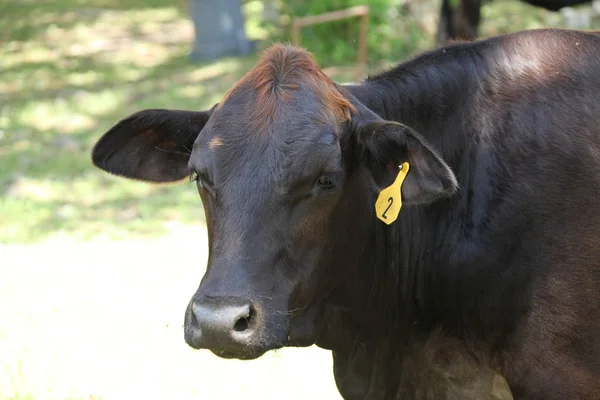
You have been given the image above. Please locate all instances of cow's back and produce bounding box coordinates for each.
[468,30,600,247]
[457,29,600,398]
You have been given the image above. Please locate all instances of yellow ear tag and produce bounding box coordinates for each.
[375,162,410,225]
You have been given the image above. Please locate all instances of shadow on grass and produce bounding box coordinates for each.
[3,51,251,107]
[0,0,188,42]
[6,187,205,243]
[0,0,261,243]
[0,47,345,193]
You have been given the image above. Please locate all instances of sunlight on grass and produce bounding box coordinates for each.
[17,101,97,132]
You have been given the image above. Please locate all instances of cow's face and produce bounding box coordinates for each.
[91,44,457,360]
[184,105,350,359]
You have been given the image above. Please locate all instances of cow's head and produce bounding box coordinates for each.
[92,44,457,360]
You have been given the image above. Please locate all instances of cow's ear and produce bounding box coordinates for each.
[92,108,213,182]
[357,121,458,205]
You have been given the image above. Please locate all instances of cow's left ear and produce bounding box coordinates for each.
[357,121,458,205]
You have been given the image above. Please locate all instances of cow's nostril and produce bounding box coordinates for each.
[233,306,254,332]
[189,306,199,328]
[234,317,249,332]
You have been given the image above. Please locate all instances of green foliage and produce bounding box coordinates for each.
[276,0,415,66]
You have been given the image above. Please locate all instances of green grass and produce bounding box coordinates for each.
[1,0,598,244]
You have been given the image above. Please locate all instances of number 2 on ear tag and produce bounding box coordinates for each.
[375,162,410,225]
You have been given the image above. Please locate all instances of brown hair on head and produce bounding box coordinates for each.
[219,43,356,131]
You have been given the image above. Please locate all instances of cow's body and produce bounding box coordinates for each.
[92,29,600,399]
[326,28,600,398]
[437,0,593,44]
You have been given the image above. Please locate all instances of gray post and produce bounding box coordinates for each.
[188,0,254,61]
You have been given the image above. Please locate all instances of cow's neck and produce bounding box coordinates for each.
[344,43,483,168]
[314,176,471,398]
[337,44,489,336]
[317,202,508,397]
[318,44,509,398]
[318,306,511,400]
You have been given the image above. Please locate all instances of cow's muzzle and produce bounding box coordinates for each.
[184,296,281,359]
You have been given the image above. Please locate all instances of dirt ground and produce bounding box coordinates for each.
[0,227,342,400]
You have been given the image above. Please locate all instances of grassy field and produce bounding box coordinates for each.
[1,0,598,399]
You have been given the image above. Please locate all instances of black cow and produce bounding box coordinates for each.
[437,0,593,44]
[92,29,600,399]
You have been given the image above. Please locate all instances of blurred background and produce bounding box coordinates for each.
[1,1,599,399]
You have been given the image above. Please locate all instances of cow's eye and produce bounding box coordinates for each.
[189,171,201,185]
[190,170,213,190]
[316,174,335,189]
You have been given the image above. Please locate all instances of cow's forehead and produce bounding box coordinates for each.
[190,115,342,192]
[195,111,340,171]
[190,44,355,181]
[207,43,354,139]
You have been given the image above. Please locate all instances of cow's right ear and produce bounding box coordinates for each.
[91,108,213,183]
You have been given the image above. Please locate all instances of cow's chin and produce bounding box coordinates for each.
[212,309,324,360]
[208,326,320,361]
[285,302,326,348]
[210,348,270,360]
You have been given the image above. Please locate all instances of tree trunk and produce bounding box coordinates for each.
[188,0,254,61]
